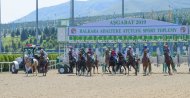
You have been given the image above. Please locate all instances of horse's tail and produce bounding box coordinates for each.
[33,59,38,66]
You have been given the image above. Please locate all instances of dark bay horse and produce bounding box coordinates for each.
[104,50,110,72]
[117,52,127,75]
[86,53,94,76]
[108,55,117,74]
[68,53,77,73]
[76,53,86,76]
[142,50,151,76]
[39,55,49,76]
[126,51,138,75]
[93,54,99,74]
[164,52,176,75]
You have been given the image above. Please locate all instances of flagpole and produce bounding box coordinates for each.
[36,0,39,45]
[0,0,2,52]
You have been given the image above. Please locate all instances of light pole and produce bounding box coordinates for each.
[122,0,124,18]
[0,0,2,52]
[70,0,74,26]
[36,0,39,45]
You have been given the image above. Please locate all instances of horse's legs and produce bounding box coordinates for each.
[143,64,145,75]
[108,66,111,73]
[131,62,137,76]
[96,65,99,74]
[148,62,152,74]
[126,63,130,75]
[167,63,172,75]
[35,66,38,76]
[112,65,116,74]
[93,66,95,74]
[32,67,34,76]
[90,66,92,76]
[123,65,126,75]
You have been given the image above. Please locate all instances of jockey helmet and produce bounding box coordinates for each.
[40,49,44,53]
[128,46,132,49]
[164,44,168,48]
[144,46,148,49]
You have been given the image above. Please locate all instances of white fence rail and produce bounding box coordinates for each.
[0,62,12,72]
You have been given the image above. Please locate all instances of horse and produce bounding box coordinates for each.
[76,53,86,76]
[164,52,176,75]
[93,54,99,74]
[24,56,38,76]
[86,53,94,76]
[104,50,110,72]
[142,50,151,76]
[126,51,138,75]
[38,55,49,76]
[117,52,127,75]
[68,53,77,73]
[108,55,117,74]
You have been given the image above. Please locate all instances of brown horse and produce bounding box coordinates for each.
[86,53,94,76]
[164,52,176,75]
[76,53,86,76]
[117,52,127,75]
[126,51,138,75]
[39,55,49,76]
[104,50,110,72]
[93,54,99,74]
[24,56,38,76]
[142,50,151,76]
[108,55,117,74]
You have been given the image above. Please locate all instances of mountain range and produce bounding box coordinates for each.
[15,0,190,23]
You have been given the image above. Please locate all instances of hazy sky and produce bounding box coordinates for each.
[1,0,86,23]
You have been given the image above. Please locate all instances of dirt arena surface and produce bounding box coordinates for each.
[1,64,190,98]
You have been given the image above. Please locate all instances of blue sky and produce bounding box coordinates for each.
[1,0,87,23]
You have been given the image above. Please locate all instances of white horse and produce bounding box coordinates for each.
[24,55,38,76]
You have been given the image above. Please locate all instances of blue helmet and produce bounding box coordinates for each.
[144,46,148,49]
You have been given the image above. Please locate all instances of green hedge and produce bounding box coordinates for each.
[0,54,58,62]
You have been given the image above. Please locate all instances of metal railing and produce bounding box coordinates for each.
[0,62,12,72]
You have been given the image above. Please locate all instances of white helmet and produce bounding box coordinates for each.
[128,46,132,48]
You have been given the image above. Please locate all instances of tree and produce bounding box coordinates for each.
[29,39,33,44]
[16,29,20,36]
[18,42,21,49]
[12,40,17,52]
[40,37,43,44]
[161,15,166,21]
[157,16,160,20]
[11,31,15,37]
[20,29,28,41]
[5,45,9,52]
[3,32,6,38]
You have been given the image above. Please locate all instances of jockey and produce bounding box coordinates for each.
[87,48,95,61]
[79,48,86,58]
[68,47,77,59]
[163,43,170,56]
[142,45,150,58]
[40,49,48,60]
[111,49,117,60]
[110,49,117,63]
[87,48,94,56]
[27,50,34,63]
[127,46,134,57]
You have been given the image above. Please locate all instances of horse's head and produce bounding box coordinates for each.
[117,52,122,56]
[144,50,148,55]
